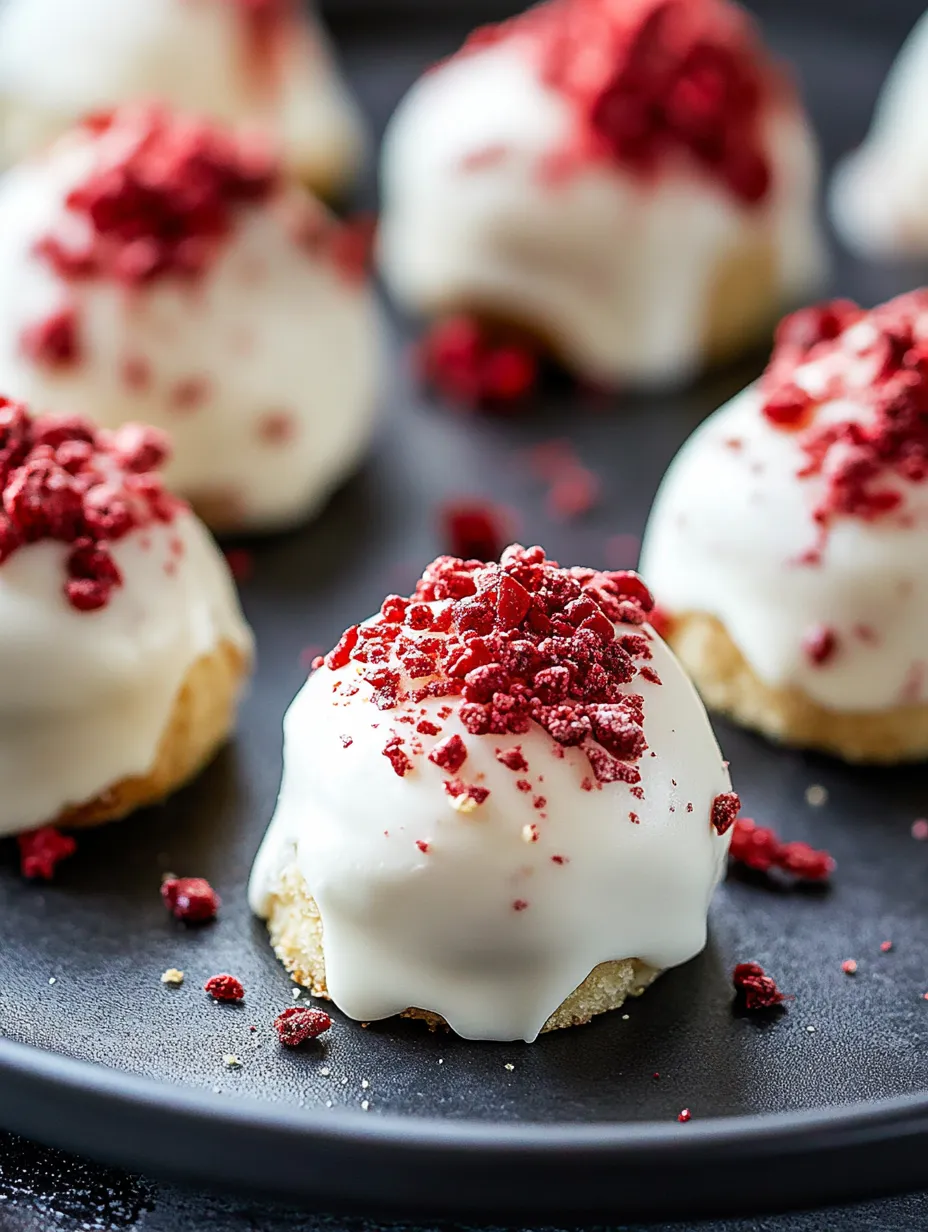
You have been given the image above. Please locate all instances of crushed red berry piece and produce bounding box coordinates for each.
[161,875,221,923]
[802,624,838,667]
[729,817,834,882]
[443,778,490,807]
[677,1109,692,1123]
[841,959,858,975]
[416,316,539,411]
[383,736,413,777]
[20,307,82,369]
[17,826,77,881]
[428,733,468,773]
[732,962,788,1011]
[496,747,529,772]
[274,1005,332,1046]
[204,974,244,1003]
[440,500,509,562]
[36,105,277,289]
[710,792,741,836]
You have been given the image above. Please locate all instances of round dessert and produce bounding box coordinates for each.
[378,0,825,389]
[640,292,928,763]
[249,544,736,1042]
[0,105,379,533]
[0,0,365,197]
[0,397,253,837]
[830,11,928,257]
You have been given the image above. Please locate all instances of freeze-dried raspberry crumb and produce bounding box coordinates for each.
[732,962,787,1011]
[275,1005,332,1046]
[710,792,741,835]
[841,959,858,975]
[677,1109,691,1123]
[441,500,509,562]
[204,974,244,1002]
[161,876,221,923]
[803,624,838,666]
[17,826,77,881]
[383,736,413,777]
[416,316,539,411]
[444,778,491,807]
[496,747,529,772]
[729,818,834,882]
[21,307,82,369]
[428,733,468,772]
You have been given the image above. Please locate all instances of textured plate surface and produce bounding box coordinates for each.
[2,2,928,1222]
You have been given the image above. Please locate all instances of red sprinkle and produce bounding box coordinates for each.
[729,817,834,882]
[20,307,82,369]
[383,736,413,777]
[710,792,741,836]
[881,940,893,953]
[161,876,221,923]
[440,500,509,562]
[17,826,77,881]
[732,962,788,1011]
[274,1005,332,1046]
[204,974,244,1002]
[416,316,539,411]
[802,624,838,667]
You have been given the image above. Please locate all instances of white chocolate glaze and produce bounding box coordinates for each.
[0,0,365,193]
[0,511,252,836]
[640,380,928,712]
[0,120,380,532]
[830,11,928,257]
[378,36,825,388]
[249,610,732,1043]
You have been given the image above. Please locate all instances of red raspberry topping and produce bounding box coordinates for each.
[732,961,787,1011]
[35,106,277,289]
[0,399,178,610]
[322,545,661,788]
[20,307,82,369]
[463,0,781,206]
[441,500,509,562]
[728,817,834,882]
[802,624,838,667]
[274,1005,332,1046]
[710,791,740,835]
[760,292,928,538]
[204,973,245,1002]
[428,733,468,772]
[416,317,539,411]
[161,875,221,922]
[17,826,77,880]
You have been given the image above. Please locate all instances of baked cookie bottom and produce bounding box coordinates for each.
[262,862,660,1035]
[56,638,250,829]
[666,611,928,764]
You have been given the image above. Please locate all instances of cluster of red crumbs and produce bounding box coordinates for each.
[464,0,778,205]
[760,292,928,542]
[323,544,681,794]
[0,399,180,611]
[274,1005,332,1046]
[415,316,540,410]
[34,105,276,294]
[205,973,245,1003]
[17,826,77,880]
[440,500,510,562]
[732,962,788,1010]
[161,876,221,923]
[729,817,835,882]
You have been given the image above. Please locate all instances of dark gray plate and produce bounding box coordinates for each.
[2,3,928,1223]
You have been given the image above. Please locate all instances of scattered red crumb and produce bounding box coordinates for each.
[732,962,788,1011]
[416,839,431,854]
[440,500,510,562]
[547,466,600,520]
[513,899,529,911]
[0,400,178,610]
[728,817,834,882]
[496,747,529,772]
[161,876,221,923]
[912,819,928,840]
[551,854,568,864]
[465,0,779,205]
[710,792,741,836]
[257,409,297,445]
[415,316,539,411]
[20,307,82,369]
[383,736,413,777]
[223,548,254,583]
[35,105,277,288]
[171,377,210,412]
[339,735,353,748]
[677,1109,692,1123]
[121,356,151,391]
[881,940,893,953]
[274,1006,332,1046]
[841,959,858,975]
[204,974,244,1003]
[428,733,468,773]
[17,827,77,881]
[760,293,928,543]
[629,811,640,824]
[443,778,491,806]
[802,624,838,667]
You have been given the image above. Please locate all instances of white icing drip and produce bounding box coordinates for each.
[0,0,366,191]
[378,39,825,388]
[830,10,928,257]
[640,383,928,712]
[0,124,380,531]
[0,512,252,836]
[249,615,732,1042]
